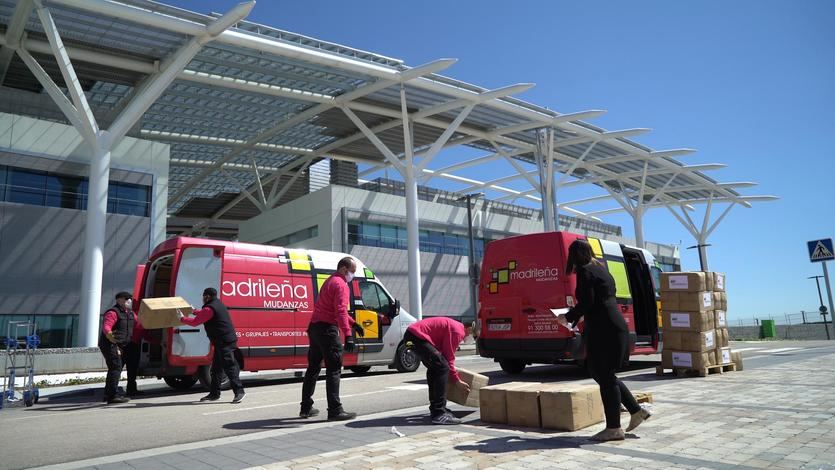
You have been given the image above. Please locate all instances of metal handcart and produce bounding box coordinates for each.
[1,321,40,409]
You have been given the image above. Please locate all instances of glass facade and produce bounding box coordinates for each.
[0,165,151,217]
[0,314,78,348]
[347,221,487,259]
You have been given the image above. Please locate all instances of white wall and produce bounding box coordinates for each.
[0,112,169,249]
[238,186,336,251]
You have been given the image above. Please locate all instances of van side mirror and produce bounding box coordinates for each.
[390,299,401,317]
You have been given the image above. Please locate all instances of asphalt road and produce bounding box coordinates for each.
[1,340,833,469]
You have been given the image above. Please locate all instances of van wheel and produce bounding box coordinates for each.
[198,366,231,391]
[349,366,372,375]
[499,359,526,374]
[164,375,198,390]
[394,342,420,373]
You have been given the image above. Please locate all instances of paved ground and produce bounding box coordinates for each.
[1,340,834,469]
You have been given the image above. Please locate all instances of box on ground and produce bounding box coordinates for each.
[506,384,542,428]
[715,347,732,365]
[662,311,714,332]
[731,351,744,371]
[138,297,193,329]
[479,382,531,424]
[539,384,603,431]
[661,272,706,292]
[661,292,680,311]
[662,350,711,370]
[447,368,489,407]
[716,328,729,347]
[664,329,715,352]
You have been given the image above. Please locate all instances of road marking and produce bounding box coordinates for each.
[731,348,764,352]
[768,347,802,353]
[745,355,767,360]
[386,384,426,391]
[201,387,421,416]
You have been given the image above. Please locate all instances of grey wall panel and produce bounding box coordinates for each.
[0,203,150,321]
[347,245,472,320]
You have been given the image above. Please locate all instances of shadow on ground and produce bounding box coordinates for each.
[453,434,638,454]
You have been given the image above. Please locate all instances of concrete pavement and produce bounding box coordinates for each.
[1,341,834,469]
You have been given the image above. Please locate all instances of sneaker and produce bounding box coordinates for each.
[327,410,357,421]
[231,391,246,404]
[589,428,625,442]
[625,405,652,432]
[300,407,320,418]
[431,412,461,425]
[106,396,130,404]
[200,394,221,402]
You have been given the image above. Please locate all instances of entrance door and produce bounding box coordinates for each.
[169,247,221,365]
[622,247,658,346]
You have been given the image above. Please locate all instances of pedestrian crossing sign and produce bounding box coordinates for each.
[807,238,835,263]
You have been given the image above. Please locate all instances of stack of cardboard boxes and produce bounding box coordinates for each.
[479,382,605,431]
[659,271,739,374]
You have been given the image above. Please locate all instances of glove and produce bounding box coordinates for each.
[105,331,117,344]
[351,322,365,338]
[344,336,356,353]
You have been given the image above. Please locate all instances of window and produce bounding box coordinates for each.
[360,282,393,316]
[268,225,319,247]
[0,314,78,348]
[0,165,151,217]
[348,220,489,259]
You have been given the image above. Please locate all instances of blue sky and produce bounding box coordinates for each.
[170,0,835,321]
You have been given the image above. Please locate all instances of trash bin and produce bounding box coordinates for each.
[760,319,777,338]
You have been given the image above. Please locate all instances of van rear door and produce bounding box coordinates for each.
[168,247,220,366]
[621,247,659,348]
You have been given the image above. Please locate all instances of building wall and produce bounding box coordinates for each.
[238,186,336,251]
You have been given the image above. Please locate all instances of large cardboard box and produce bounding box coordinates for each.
[716,328,729,347]
[713,272,726,292]
[447,368,489,407]
[731,351,744,371]
[704,272,715,292]
[714,310,727,328]
[719,292,727,310]
[715,347,732,365]
[663,330,715,352]
[661,272,706,293]
[677,291,714,312]
[662,311,714,332]
[661,292,680,311]
[539,384,604,431]
[662,350,711,370]
[138,297,193,329]
[479,382,531,424]
[506,384,542,428]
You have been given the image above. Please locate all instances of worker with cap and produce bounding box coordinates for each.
[403,317,474,424]
[99,291,135,404]
[180,287,245,404]
[299,256,365,421]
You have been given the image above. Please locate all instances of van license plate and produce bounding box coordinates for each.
[488,323,511,331]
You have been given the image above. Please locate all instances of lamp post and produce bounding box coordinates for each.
[686,243,712,271]
[809,275,831,340]
[457,193,483,324]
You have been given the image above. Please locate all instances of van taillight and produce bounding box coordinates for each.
[566,296,575,307]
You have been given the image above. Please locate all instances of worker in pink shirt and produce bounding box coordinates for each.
[404,317,474,424]
[299,256,365,421]
[99,291,135,404]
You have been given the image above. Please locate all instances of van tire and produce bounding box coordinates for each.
[348,366,372,375]
[163,375,198,390]
[198,365,231,391]
[394,342,420,373]
[499,359,526,374]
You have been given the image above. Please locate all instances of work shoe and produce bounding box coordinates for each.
[106,396,130,404]
[327,410,357,421]
[625,405,652,432]
[589,427,625,442]
[231,391,246,404]
[300,407,320,418]
[200,394,221,402]
[431,412,462,425]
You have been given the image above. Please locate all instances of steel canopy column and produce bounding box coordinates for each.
[535,129,554,232]
[401,85,423,320]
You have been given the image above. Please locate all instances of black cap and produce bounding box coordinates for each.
[115,291,132,300]
[203,287,217,298]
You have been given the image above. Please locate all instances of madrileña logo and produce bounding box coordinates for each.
[222,277,311,310]
[510,266,560,282]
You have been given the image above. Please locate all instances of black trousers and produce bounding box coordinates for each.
[587,345,640,428]
[301,322,344,413]
[405,331,449,417]
[99,341,124,399]
[124,342,140,393]
[210,341,244,396]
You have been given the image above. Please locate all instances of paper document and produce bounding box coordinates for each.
[549,308,570,316]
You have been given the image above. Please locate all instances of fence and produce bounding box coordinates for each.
[732,311,831,327]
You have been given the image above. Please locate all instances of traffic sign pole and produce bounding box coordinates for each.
[823,261,834,340]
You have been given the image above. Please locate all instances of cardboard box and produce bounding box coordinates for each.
[716,328,729,347]
[447,368,489,407]
[663,330,715,352]
[714,310,727,328]
[716,347,732,365]
[479,382,531,424]
[720,292,727,310]
[677,291,714,312]
[662,350,711,370]
[662,311,714,332]
[138,297,193,329]
[506,384,542,428]
[704,272,715,292]
[661,292,680,311]
[714,272,726,292]
[539,384,604,431]
[731,351,743,371]
[661,272,706,292]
